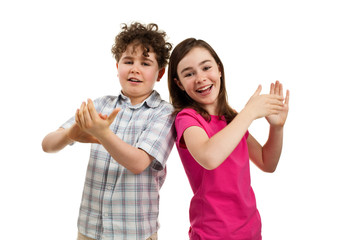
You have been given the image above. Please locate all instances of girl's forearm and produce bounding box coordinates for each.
[262,125,284,172]
[208,109,253,157]
[186,109,254,170]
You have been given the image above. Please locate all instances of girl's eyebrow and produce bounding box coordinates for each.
[180,59,211,74]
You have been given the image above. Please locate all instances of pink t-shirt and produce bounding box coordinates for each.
[175,108,262,240]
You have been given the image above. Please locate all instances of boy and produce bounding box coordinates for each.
[42,22,174,240]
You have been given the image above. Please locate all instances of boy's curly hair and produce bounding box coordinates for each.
[111,22,172,69]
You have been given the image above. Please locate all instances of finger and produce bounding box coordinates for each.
[252,85,262,97]
[79,102,86,126]
[267,94,284,102]
[270,83,275,95]
[87,99,98,121]
[99,113,108,120]
[269,102,285,110]
[268,96,285,107]
[82,103,92,127]
[279,82,284,98]
[75,109,80,125]
[274,80,280,95]
[284,90,290,106]
[271,104,285,111]
[107,108,121,123]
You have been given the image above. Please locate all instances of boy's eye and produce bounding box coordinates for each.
[142,62,151,66]
[124,61,133,64]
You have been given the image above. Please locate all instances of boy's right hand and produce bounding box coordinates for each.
[75,99,121,141]
[244,84,285,120]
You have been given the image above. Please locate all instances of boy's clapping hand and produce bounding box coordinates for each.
[66,123,100,144]
[75,99,120,140]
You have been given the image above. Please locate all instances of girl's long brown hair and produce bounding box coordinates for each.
[168,38,237,123]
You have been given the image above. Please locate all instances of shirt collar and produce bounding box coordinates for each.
[118,90,162,109]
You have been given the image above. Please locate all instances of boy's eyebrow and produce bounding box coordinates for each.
[180,59,211,74]
[121,55,155,63]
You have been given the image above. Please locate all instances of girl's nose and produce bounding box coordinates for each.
[196,74,206,84]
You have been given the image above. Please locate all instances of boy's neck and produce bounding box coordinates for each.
[122,91,154,106]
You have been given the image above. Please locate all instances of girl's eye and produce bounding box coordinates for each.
[142,62,150,66]
[203,66,211,71]
[184,72,194,78]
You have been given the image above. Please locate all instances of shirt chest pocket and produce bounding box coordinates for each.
[111,109,149,145]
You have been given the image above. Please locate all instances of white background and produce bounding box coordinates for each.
[1,0,359,239]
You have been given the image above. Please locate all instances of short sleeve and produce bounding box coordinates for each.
[175,109,204,148]
[136,104,175,171]
[60,116,75,129]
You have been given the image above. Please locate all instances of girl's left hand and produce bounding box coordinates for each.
[265,81,290,127]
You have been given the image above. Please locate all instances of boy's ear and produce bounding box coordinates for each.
[174,78,185,91]
[157,68,165,81]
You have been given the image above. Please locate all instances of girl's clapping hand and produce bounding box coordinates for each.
[265,81,290,127]
[244,82,287,121]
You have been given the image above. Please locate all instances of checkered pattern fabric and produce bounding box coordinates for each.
[62,91,174,240]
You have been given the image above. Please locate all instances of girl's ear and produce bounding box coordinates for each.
[174,78,185,91]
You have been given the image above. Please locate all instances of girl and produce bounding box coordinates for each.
[168,38,289,240]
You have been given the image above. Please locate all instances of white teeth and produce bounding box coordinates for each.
[197,85,212,92]
[129,78,141,82]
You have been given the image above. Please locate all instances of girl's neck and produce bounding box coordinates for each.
[201,103,218,116]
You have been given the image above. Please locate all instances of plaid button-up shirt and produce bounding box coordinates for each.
[61,91,175,240]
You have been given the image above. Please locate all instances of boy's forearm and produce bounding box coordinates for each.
[42,128,74,153]
[262,125,284,172]
[95,129,152,174]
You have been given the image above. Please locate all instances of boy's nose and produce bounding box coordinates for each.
[130,66,140,74]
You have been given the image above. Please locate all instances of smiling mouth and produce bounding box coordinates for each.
[128,78,142,83]
[196,84,213,93]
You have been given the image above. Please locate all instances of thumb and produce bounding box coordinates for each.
[107,108,121,123]
[252,85,262,97]
[98,113,108,120]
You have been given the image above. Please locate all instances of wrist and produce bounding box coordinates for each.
[94,128,113,143]
[269,124,284,132]
[237,108,255,126]
[240,107,257,122]
[64,128,75,144]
